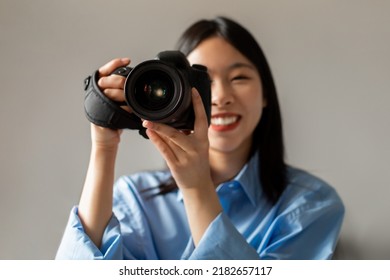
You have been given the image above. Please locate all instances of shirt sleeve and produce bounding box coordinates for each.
[55,175,160,260]
[183,186,344,260]
[185,212,260,260]
[55,207,126,259]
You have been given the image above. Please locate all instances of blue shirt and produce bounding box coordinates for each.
[56,152,344,259]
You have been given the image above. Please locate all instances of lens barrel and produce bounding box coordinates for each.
[124,60,192,124]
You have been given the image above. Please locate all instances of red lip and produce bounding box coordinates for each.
[210,113,241,132]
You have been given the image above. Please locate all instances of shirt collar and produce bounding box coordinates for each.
[176,151,262,207]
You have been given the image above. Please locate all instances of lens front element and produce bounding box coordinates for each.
[134,70,174,111]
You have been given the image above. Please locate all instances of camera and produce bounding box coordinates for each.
[83,51,211,138]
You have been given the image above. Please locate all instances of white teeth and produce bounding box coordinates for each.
[211,116,238,126]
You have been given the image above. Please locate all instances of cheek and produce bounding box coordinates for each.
[248,102,263,130]
[243,88,265,124]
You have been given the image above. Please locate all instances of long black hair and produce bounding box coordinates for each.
[158,17,287,204]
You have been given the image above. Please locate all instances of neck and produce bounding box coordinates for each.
[209,143,252,187]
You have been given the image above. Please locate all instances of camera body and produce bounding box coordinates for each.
[84,51,211,138]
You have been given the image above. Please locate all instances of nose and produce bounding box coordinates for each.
[211,80,234,107]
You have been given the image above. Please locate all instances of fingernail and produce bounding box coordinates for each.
[121,58,130,63]
[97,77,105,86]
[142,120,153,128]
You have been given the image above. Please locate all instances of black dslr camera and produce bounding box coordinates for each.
[83,51,211,138]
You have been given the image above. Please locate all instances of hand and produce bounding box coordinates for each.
[142,88,212,190]
[143,89,222,245]
[91,58,131,149]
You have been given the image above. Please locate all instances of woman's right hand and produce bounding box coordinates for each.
[79,57,131,248]
[91,58,131,149]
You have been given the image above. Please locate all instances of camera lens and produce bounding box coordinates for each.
[124,59,192,124]
[134,70,174,111]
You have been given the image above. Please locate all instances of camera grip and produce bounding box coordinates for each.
[83,70,148,138]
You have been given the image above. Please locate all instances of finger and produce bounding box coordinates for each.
[120,105,132,113]
[102,88,125,101]
[146,128,179,163]
[143,121,189,152]
[98,58,130,77]
[102,88,132,113]
[192,88,209,136]
[98,75,126,90]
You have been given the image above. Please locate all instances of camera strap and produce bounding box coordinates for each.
[83,70,148,138]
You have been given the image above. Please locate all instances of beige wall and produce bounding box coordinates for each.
[0,0,389,259]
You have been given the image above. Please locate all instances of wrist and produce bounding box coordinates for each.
[89,142,119,172]
[90,124,122,151]
[91,141,119,154]
[181,182,222,246]
[181,183,221,211]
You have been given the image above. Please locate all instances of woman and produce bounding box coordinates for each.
[56,17,344,259]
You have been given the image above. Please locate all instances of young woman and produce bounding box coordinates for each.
[56,17,344,259]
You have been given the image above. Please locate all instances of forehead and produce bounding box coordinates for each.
[187,37,255,74]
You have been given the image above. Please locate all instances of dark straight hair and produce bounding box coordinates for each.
[158,17,287,204]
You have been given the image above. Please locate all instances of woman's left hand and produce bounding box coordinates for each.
[142,88,212,190]
[143,88,222,245]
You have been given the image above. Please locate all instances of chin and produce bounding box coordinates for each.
[208,129,253,155]
[209,138,243,154]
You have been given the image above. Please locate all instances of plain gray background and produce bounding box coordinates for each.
[0,0,389,259]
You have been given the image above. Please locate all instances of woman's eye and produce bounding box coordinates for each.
[232,76,248,81]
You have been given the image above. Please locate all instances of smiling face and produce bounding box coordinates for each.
[187,36,266,157]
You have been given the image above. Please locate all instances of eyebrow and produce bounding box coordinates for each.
[227,62,256,71]
[207,62,257,77]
